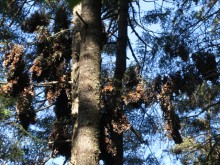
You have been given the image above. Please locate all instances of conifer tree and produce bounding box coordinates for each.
[0,0,219,164]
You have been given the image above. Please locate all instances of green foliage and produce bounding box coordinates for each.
[0,141,24,162]
[8,143,24,162]
[172,83,220,164]
[172,135,220,164]
[0,109,11,120]
[0,95,15,120]
[0,95,15,108]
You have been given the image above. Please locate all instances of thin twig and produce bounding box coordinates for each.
[35,104,54,112]
[130,125,145,143]
[48,140,71,144]
[127,38,141,68]
[9,0,28,27]
[42,155,52,165]
[35,81,72,87]
[128,16,149,47]
[1,81,72,86]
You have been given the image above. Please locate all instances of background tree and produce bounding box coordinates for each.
[131,0,220,164]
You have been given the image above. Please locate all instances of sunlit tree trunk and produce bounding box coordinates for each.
[70,3,81,164]
[70,0,102,164]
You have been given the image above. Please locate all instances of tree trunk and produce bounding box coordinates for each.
[114,0,128,83]
[103,0,128,164]
[113,1,128,165]
[70,0,102,165]
[70,3,81,164]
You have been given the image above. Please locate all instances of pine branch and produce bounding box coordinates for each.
[130,125,145,144]
[128,16,149,47]
[0,81,72,86]
[35,81,72,87]
[48,140,71,144]
[35,104,54,112]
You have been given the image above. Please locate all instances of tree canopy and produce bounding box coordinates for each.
[0,0,219,164]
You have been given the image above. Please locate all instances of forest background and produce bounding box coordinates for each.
[0,0,219,164]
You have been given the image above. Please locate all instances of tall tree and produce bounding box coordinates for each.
[108,0,129,164]
[70,2,81,164]
[70,0,102,164]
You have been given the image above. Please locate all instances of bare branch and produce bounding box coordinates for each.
[127,38,141,68]
[35,104,54,112]
[1,81,72,86]
[130,125,145,143]
[128,16,149,47]
[9,0,28,27]
[35,81,72,87]
[48,140,71,144]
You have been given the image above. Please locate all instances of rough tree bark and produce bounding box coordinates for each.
[70,3,81,164]
[70,0,102,165]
